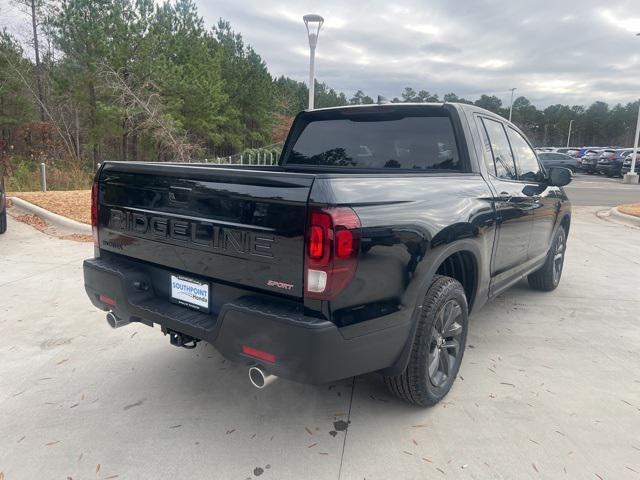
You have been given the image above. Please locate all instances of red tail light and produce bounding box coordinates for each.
[305,207,361,299]
[91,181,99,247]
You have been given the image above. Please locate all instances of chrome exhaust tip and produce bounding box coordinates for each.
[248,366,277,389]
[106,311,130,329]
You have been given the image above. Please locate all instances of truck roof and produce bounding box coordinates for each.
[304,102,500,119]
[304,102,445,113]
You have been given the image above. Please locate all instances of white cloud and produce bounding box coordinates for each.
[599,9,640,33]
[404,23,441,35]
[478,59,510,70]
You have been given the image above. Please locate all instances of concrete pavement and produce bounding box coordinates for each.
[1,206,639,479]
[564,173,640,206]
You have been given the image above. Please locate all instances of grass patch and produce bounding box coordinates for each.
[2,157,94,192]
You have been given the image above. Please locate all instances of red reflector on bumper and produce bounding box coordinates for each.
[99,294,116,306]
[242,345,276,363]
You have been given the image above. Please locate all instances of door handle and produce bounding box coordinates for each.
[497,192,512,202]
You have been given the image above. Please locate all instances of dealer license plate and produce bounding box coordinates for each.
[170,275,210,313]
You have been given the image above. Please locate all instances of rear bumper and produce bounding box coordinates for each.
[83,256,411,384]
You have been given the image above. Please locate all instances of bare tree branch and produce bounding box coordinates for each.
[0,46,79,163]
[100,63,202,162]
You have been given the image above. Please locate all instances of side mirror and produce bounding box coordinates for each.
[548,167,572,187]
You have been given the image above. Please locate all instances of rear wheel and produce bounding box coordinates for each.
[383,275,468,406]
[0,207,6,234]
[528,227,566,291]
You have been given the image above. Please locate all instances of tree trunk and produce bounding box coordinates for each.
[121,119,128,161]
[88,81,98,168]
[30,0,46,122]
[120,68,130,161]
[74,107,81,158]
[131,131,138,161]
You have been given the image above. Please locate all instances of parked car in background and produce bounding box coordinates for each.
[565,149,581,157]
[538,152,580,172]
[621,151,640,175]
[0,180,6,234]
[580,149,602,174]
[576,147,597,157]
[595,148,623,177]
[597,148,633,177]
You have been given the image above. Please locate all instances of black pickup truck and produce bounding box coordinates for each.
[83,103,572,406]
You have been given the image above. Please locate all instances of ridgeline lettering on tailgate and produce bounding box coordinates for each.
[107,208,275,258]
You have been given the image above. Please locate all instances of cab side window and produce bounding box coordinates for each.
[477,118,496,176]
[481,118,517,180]
[507,127,542,182]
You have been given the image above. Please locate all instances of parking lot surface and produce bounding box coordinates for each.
[564,173,640,206]
[1,197,640,479]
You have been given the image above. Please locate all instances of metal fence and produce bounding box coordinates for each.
[205,142,283,166]
[33,141,285,191]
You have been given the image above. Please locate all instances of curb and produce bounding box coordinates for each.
[610,206,640,227]
[9,196,92,235]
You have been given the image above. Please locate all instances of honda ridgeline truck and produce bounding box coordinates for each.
[83,103,572,406]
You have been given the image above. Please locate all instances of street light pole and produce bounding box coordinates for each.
[566,119,574,148]
[303,14,324,110]
[623,33,640,184]
[624,100,640,184]
[508,87,516,122]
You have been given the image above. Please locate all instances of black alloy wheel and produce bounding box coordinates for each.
[428,299,464,388]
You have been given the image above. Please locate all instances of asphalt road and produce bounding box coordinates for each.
[564,173,640,206]
[1,204,640,479]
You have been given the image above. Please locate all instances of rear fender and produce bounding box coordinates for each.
[379,239,482,377]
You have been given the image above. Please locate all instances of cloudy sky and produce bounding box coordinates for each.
[2,0,640,107]
[197,0,640,107]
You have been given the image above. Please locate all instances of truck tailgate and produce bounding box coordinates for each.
[96,163,314,298]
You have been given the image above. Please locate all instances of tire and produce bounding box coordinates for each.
[528,227,566,291]
[0,207,6,234]
[383,275,468,407]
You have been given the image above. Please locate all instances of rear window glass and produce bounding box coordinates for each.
[284,110,461,171]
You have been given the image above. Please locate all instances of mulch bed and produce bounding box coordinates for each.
[10,190,91,224]
[618,204,640,218]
